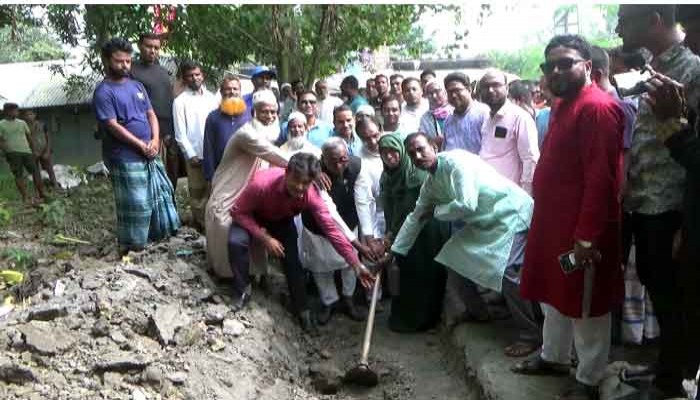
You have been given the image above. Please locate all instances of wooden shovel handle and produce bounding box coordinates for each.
[360,272,381,365]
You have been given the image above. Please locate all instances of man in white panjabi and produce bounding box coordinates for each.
[204,90,288,280]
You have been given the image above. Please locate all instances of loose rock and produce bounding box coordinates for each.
[94,351,152,372]
[132,387,147,400]
[18,321,76,355]
[0,357,36,384]
[167,371,187,385]
[204,304,228,325]
[27,304,68,322]
[222,319,245,337]
[149,304,189,345]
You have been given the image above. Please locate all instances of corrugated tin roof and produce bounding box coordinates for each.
[0,59,101,109]
[0,57,257,110]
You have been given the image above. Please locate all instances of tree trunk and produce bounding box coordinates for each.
[9,5,17,42]
[278,53,290,85]
[305,5,335,87]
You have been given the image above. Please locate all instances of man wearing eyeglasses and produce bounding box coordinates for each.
[276,91,334,148]
[616,5,700,397]
[514,35,625,400]
[478,69,540,196]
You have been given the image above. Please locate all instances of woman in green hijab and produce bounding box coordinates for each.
[380,132,449,332]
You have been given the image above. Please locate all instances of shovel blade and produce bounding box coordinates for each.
[344,363,379,387]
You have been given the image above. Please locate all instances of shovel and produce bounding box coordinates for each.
[344,271,382,387]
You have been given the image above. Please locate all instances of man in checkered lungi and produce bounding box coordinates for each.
[93,37,180,255]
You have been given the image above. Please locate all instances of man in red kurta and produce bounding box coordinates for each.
[514,35,624,400]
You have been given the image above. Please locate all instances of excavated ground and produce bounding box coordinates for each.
[0,178,478,400]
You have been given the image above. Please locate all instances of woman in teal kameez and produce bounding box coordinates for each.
[379,133,449,332]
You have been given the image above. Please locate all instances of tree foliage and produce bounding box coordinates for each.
[0,25,66,64]
[42,4,439,85]
[486,4,622,81]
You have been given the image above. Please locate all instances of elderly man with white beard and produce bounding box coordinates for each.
[205,90,289,281]
[280,112,322,158]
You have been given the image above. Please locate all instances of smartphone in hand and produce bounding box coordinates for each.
[559,250,580,274]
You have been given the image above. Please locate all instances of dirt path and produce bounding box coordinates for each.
[310,301,481,400]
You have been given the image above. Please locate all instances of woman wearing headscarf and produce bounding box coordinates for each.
[379,133,449,332]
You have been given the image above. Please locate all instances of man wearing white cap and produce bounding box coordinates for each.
[355,104,376,121]
[281,112,321,157]
[205,89,288,279]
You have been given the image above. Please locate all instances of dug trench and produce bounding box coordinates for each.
[0,178,482,400]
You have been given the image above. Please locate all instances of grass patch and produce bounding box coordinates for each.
[0,247,35,272]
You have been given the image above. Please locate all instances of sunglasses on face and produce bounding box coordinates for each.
[540,58,586,74]
[299,100,317,105]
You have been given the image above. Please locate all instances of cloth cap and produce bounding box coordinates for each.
[252,90,278,107]
[251,66,276,79]
[356,104,375,117]
[287,111,307,124]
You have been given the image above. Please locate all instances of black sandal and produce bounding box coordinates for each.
[511,355,570,376]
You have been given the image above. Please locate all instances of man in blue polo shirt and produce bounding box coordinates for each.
[93,37,180,255]
[332,104,363,156]
[276,90,334,148]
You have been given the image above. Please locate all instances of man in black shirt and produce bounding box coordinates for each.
[131,32,185,190]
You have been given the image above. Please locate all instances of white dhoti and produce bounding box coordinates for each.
[302,226,358,306]
[540,303,611,386]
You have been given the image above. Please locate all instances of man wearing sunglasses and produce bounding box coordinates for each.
[276,90,334,148]
[514,35,625,400]
[616,5,700,397]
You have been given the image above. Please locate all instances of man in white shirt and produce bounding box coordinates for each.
[173,60,219,231]
[315,79,343,125]
[354,115,386,245]
[398,77,429,134]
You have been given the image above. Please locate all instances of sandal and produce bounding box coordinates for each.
[504,341,540,358]
[511,355,570,376]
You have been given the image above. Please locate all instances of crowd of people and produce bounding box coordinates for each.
[3,4,700,400]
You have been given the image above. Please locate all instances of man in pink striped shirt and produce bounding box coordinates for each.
[478,70,540,195]
[229,152,374,331]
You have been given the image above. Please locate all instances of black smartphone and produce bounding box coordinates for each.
[559,250,579,274]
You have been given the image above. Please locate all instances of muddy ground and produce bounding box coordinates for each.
[0,177,478,399]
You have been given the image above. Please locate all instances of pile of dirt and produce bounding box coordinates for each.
[0,179,473,400]
[0,226,425,400]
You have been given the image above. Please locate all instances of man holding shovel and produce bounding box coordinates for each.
[390,132,542,358]
[229,152,375,332]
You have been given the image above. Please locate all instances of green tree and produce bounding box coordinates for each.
[0,24,66,63]
[45,4,444,86]
[486,5,622,80]
[0,4,39,41]
[486,45,544,81]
